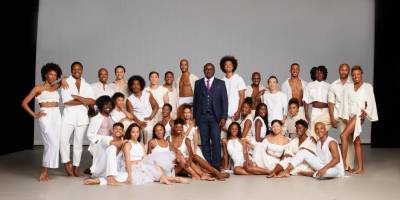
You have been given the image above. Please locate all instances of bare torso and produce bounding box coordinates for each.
[251,85,262,110]
[179,74,193,97]
[288,78,303,105]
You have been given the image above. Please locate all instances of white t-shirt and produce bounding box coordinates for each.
[91,82,114,99]
[304,80,330,104]
[222,74,246,117]
[262,91,288,126]
[145,86,169,108]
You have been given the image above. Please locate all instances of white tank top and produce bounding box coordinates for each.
[36,90,60,103]
[240,114,253,140]
[127,92,152,121]
[129,141,144,161]
[227,138,244,161]
[169,136,189,158]
[164,120,172,138]
[316,136,345,177]
[152,139,170,153]
[253,116,267,139]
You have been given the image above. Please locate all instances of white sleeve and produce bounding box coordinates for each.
[327,85,336,104]
[366,85,379,121]
[100,136,113,149]
[61,88,74,104]
[87,117,100,144]
[282,93,288,116]
[238,76,247,91]
[303,84,311,104]
[86,84,96,100]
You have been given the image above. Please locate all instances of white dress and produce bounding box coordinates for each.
[183,124,205,159]
[241,115,254,144]
[227,138,246,167]
[252,138,289,170]
[118,141,176,185]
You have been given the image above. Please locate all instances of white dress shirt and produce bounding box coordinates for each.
[328,78,352,119]
[91,82,114,99]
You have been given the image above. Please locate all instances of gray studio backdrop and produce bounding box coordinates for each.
[34,0,374,145]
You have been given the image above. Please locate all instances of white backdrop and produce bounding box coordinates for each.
[34,0,375,144]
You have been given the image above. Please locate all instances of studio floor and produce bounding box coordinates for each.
[0,145,399,200]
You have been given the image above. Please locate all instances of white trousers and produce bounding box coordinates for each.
[309,108,331,140]
[92,145,119,178]
[38,107,62,168]
[289,149,341,179]
[60,123,88,166]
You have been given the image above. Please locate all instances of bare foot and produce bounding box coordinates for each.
[276,171,290,178]
[160,176,173,185]
[266,173,276,178]
[351,168,365,174]
[174,177,190,184]
[64,163,74,177]
[215,173,226,181]
[107,177,121,186]
[221,172,230,178]
[73,166,83,177]
[200,174,215,181]
[39,168,49,182]
[84,178,100,185]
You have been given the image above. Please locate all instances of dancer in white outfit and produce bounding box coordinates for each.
[146,71,169,121]
[159,104,174,138]
[240,98,255,145]
[176,59,198,106]
[328,63,355,170]
[252,120,290,177]
[91,68,114,99]
[118,123,189,185]
[168,119,227,181]
[60,62,96,177]
[253,103,269,143]
[178,104,204,159]
[341,65,378,174]
[84,122,125,186]
[279,122,345,179]
[21,63,63,181]
[109,65,129,97]
[163,71,178,119]
[283,98,306,139]
[262,76,288,126]
[304,66,331,140]
[126,75,159,145]
[87,96,114,173]
[281,63,308,119]
[222,122,271,175]
[245,72,266,116]
[110,92,133,129]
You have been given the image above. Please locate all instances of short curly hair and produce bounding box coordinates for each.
[41,63,62,81]
[128,75,146,93]
[316,65,328,80]
[96,95,115,111]
[219,55,238,73]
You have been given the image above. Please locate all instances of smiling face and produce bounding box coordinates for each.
[101,101,113,115]
[131,80,142,94]
[98,69,108,84]
[316,70,324,81]
[115,96,124,109]
[165,73,174,85]
[271,121,283,135]
[351,69,363,84]
[162,105,171,118]
[154,124,165,139]
[71,64,83,79]
[315,122,327,139]
[173,123,184,136]
[229,124,239,138]
[251,73,261,86]
[295,124,307,138]
[112,125,124,138]
[268,77,278,91]
[288,103,299,117]
[180,59,189,73]
[258,104,268,118]
[241,103,251,117]
[290,64,300,78]
[203,64,215,79]
[115,67,125,80]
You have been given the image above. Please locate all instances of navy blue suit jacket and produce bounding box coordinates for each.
[193,77,228,122]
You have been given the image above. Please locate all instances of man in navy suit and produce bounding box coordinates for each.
[193,63,228,169]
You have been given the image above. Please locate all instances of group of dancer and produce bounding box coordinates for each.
[22,55,378,185]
